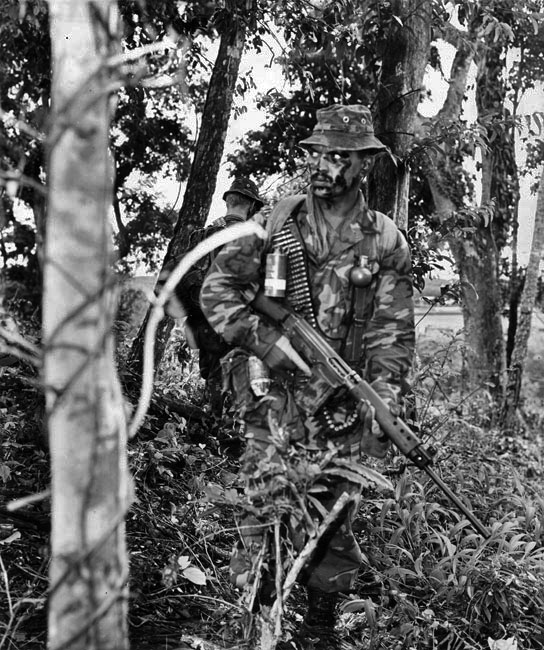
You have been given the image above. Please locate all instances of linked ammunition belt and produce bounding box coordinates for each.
[270,216,317,328]
[271,216,360,437]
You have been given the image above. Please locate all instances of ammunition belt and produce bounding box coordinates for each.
[270,216,317,328]
[271,216,359,437]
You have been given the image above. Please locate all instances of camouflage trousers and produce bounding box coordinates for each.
[222,349,370,595]
[229,427,364,595]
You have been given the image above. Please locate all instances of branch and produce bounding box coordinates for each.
[0,342,41,367]
[105,39,184,70]
[47,38,189,151]
[0,170,47,197]
[260,491,353,650]
[0,108,46,142]
[280,491,352,606]
[7,489,51,512]
[113,193,130,259]
[0,325,41,357]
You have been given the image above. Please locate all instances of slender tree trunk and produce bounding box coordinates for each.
[475,42,519,394]
[113,194,131,260]
[506,204,521,366]
[127,0,252,382]
[502,165,544,431]
[506,48,524,367]
[449,231,505,396]
[32,195,46,273]
[369,0,432,231]
[44,2,130,649]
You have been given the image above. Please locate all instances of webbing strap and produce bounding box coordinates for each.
[346,285,372,365]
[345,227,380,365]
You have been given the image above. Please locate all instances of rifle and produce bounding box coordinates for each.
[252,292,490,540]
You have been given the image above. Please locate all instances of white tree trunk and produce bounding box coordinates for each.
[44,2,130,649]
[503,164,544,430]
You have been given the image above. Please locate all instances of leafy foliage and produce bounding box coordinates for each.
[2,319,544,649]
[227,0,393,180]
[0,0,229,283]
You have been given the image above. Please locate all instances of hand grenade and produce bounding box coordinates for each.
[349,255,373,287]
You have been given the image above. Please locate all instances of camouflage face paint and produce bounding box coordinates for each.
[306,146,366,199]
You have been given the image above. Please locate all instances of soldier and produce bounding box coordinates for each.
[200,105,415,649]
[167,177,264,421]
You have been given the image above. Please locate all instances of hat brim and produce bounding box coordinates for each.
[298,131,387,153]
[223,190,264,208]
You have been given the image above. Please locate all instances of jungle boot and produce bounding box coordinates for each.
[298,587,342,650]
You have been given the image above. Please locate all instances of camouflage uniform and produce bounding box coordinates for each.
[170,178,264,420]
[201,190,415,593]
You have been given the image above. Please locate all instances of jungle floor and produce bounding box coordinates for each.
[2,328,544,650]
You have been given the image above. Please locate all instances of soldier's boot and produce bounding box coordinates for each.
[298,587,342,650]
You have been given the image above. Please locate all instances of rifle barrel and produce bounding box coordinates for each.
[252,292,491,540]
[423,466,490,539]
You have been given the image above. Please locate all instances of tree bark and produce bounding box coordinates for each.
[369,0,432,231]
[44,2,130,649]
[502,165,544,431]
[127,0,251,383]
[113,193,131,260]
[421,33,506,401]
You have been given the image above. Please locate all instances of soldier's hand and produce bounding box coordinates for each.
[357,397,401,430]
[357,401,377,432]
[262,335,311,375]
[357,401,390,459]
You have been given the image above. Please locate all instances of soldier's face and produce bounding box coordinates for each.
[306,146,369,199]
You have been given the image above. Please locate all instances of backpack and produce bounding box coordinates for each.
[172,218,237,374]
[172,217,233,317]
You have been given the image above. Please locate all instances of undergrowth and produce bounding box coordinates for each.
[1,328,543,649]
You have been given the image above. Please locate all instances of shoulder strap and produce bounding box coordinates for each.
[265,195,306,240]
[345,210,400,365]
[346,283,373,365]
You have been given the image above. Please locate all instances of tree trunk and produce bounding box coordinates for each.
[502,164,544,431]
[506,47,524,368]
[44,2,130,649]
[369,0,432,231]
[127,0,251,383]
[32,194,47,273]
[450,232,505,396]
[421,33,506,401]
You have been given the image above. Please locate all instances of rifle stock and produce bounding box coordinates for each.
[252,292,490,539]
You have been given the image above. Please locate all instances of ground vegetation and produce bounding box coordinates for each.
[1,318,544,648]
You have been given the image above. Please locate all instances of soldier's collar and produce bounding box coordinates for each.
[356,194,379,233]
[302,192,378,233]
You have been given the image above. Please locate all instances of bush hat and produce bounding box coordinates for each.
[223,177,264,209]
[299,104,387,153]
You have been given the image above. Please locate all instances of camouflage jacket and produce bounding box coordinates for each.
[200,193,415,402]
[172,213,246,317]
